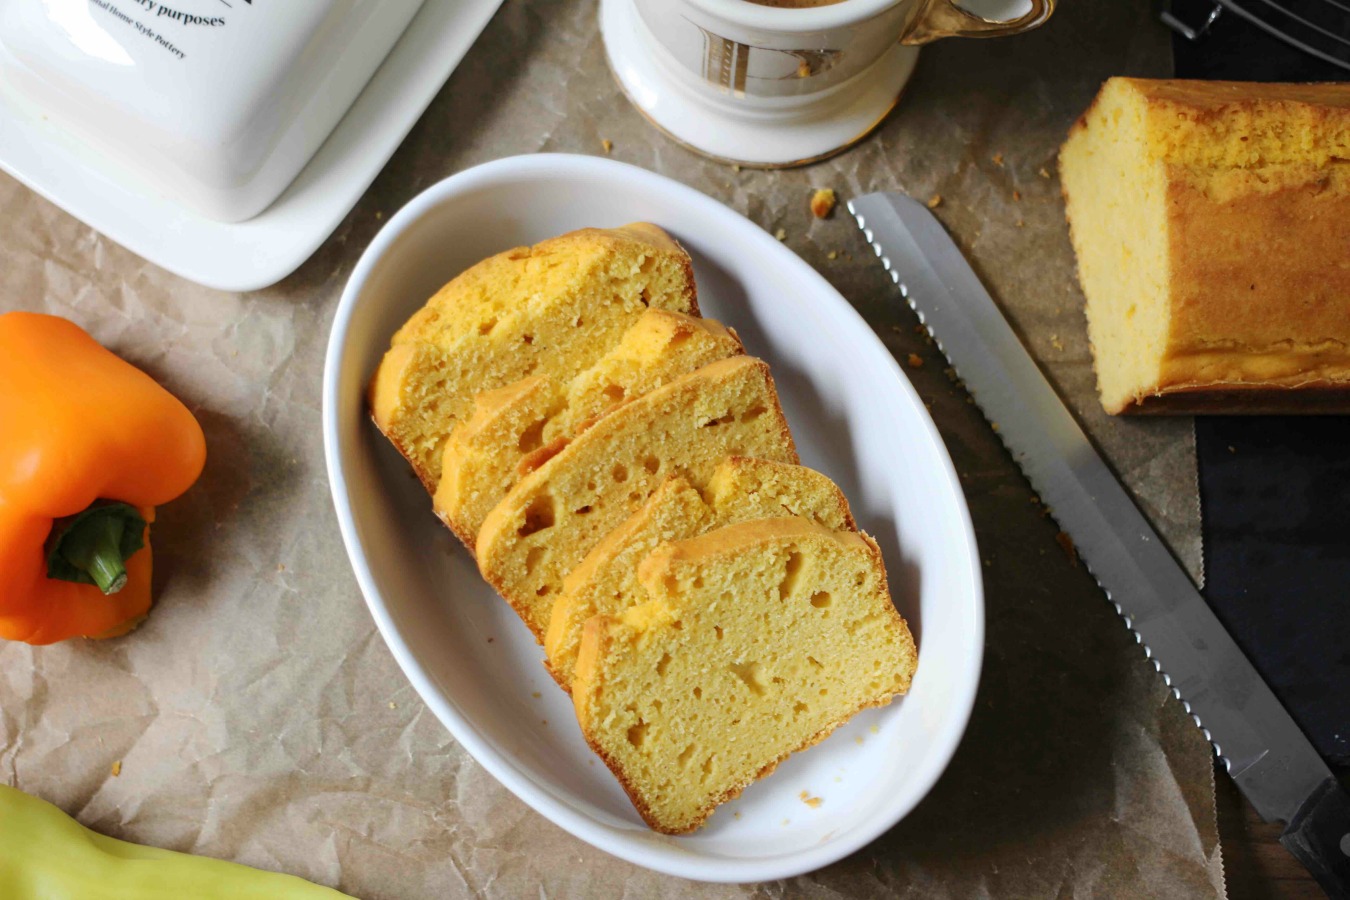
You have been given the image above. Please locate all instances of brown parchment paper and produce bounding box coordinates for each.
[0,0,1223,896]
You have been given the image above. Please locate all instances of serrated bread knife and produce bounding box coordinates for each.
[849,191,1350,899]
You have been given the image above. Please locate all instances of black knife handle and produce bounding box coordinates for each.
[1280,777,1350,900]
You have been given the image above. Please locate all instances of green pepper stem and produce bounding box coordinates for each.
[45,501,146,594]
[59,513,129,595]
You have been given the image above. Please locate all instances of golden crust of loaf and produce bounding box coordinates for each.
[434,311,743,547]
[368,224,698,488]
[572,517,916,834]
[1061,77,1350,414]
[475,356,797,642]
[544,457,854,689]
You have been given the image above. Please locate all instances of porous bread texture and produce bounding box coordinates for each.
[572,517,916,834]
[434,310,743,546]
[368,224,697,488]
[1060,78,1350,414]
[545,457,854,689]
[475,356,797,642]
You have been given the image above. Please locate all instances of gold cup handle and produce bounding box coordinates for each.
[901,0,1055,44]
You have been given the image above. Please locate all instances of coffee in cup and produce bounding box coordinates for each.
[743,0,850,7]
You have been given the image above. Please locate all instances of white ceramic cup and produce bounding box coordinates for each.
[601,0,1054,165]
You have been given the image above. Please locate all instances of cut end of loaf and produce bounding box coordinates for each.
[1062,79,1174,414]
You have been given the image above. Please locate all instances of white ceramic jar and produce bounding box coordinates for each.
[0,0,424,222]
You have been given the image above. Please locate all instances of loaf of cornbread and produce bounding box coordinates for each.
[545,457,854,689]
[369,224,698,488]
[1060,78,1350,414]
[572,517,917,834]
[475,356,797,641]
[434,310,743,546]
[368,223,918,835]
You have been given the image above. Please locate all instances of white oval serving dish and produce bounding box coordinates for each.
[322,154,983,883]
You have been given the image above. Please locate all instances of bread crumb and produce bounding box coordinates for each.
[774,228,787,241]
[541,719,549,726]
[854,736,865,745]
[1012,190,1021,202]
[926,194,942,209]
[799,791,823,808]
[797,59,811,79]
[731,164,741,172]
[1228,445,1237,454]
[991,423,1000,433]
[532,692,541,699]
[277,563,285,572]
[992,152,1004,167]
[826,250,837,260]
[1038,167,1051,179]
[601,138,613,154]
[734,811,741,819]
[110,761,122,777]
[782,818,791,826]
[809,188,837,219]
[890,325,903,334]
[375,211,383,220]
[907,353,924,369]
[1050,334,1064,351]
[1055,531,1078,566]
[1015,219,1025,228]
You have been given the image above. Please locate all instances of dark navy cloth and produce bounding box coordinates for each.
[1172,0,1349,766]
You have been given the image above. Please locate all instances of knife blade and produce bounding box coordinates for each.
[849,191,1350,899]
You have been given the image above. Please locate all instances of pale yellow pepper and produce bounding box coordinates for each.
[0,785,354,899]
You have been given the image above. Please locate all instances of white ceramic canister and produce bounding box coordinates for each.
[0,0,424,222]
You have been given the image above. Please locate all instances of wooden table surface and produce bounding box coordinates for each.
[1214,764,1329,899]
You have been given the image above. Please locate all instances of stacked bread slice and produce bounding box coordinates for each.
[435,310,744,546]
[370,224,917,834]
[370,224,698,489]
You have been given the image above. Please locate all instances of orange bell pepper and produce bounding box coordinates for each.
[0,313,206,644]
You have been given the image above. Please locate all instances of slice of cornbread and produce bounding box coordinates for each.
[1060,78,1350,414]
[434,310,743,546]
[573,517,916,834]
[369,224,698,488]
[475,356,797,641]
[544,457,854,689]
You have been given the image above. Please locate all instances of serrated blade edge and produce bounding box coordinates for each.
[849,191,1329,825]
